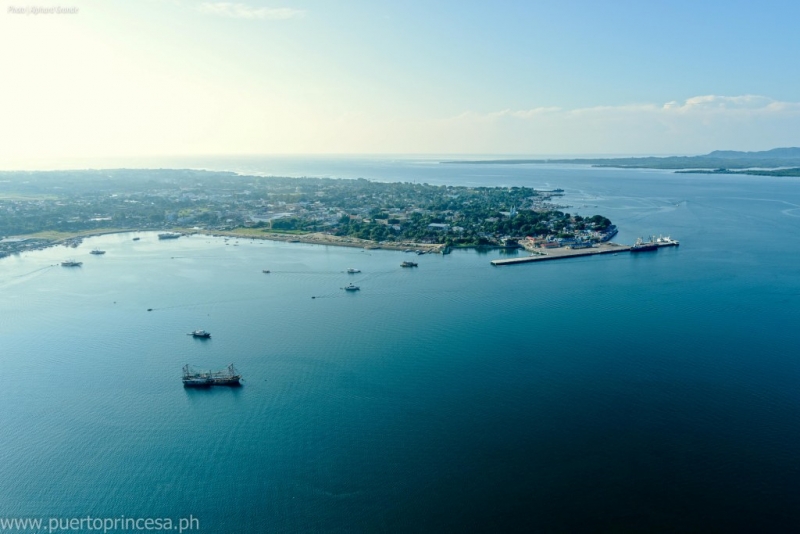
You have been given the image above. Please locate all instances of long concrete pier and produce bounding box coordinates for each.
[490,241,677,266]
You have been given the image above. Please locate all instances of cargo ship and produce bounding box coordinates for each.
[630,237,658,252]
[182,364,241,387]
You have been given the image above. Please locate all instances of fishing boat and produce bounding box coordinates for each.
[346,268,361,273]
[344,284,360,291]
[182,364,241,387]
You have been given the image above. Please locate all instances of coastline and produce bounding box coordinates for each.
[186,229,446,253]
[2,227,447,257]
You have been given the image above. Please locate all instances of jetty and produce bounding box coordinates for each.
[491,238,677,266]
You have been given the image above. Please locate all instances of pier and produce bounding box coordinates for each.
[490,240,677,266]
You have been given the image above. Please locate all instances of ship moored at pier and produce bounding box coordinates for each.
[631,235,679,252]
[654,235,679,246]
[630,237,658,252]
[182,364,241,387]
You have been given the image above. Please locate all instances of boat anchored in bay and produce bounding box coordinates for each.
[188,329,211,338]
[182,364,241,387]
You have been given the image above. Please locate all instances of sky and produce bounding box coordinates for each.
[2,0,800,163]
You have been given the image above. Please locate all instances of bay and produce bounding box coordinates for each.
[1,159,799,532]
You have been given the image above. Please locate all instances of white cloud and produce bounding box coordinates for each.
[412,96,800,154]
[198,2,305,20]
[663,94,787,113]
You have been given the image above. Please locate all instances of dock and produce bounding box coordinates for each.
[490,240,677,266]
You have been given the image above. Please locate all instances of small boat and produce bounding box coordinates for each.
[189,329,211,338]
[132,237,141,241]
[346,268,361,274]
[90,249,106,255]
[262,269,271,274]
[344,284,360,291]
[401,261,418,268]
[158,232,181,240]
[61,260,82,267]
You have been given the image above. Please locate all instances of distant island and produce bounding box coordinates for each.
[0,169,614,257]
[444,147,800,175]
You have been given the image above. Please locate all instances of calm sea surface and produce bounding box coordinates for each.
[2,159,800,532]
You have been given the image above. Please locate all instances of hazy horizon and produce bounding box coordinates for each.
[6,148,799,173]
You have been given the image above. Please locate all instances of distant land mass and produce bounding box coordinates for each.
[675,167,800,177]
[443,147,800,173]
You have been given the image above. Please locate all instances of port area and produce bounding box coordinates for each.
[490,240,677,266]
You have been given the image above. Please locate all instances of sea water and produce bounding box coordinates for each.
[1,160,799,532]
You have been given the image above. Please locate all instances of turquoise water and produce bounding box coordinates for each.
[2,162,800,532]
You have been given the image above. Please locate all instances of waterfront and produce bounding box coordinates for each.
[2,161,800,532]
